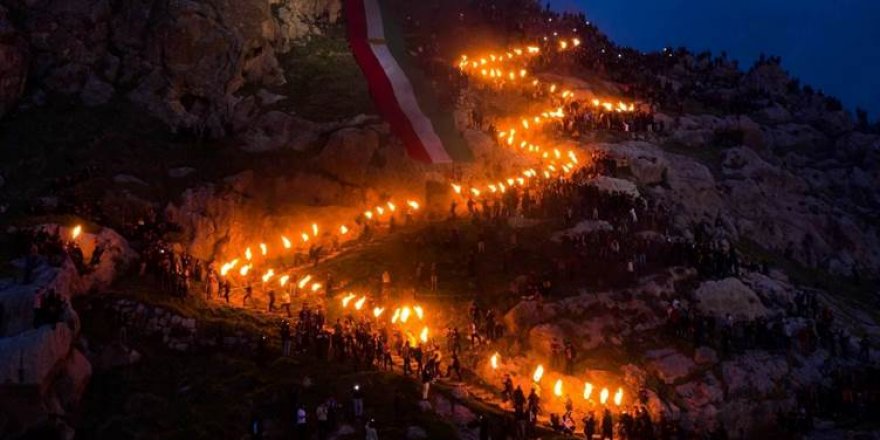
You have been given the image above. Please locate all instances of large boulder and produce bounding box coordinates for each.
[503,300,559,334]
[239,111,320,152]
[0,324,74,386]
[721,351,789,398]
[273,0,342,51]
[674,373,724,412]
[54,348,92,409]
[527,323,566,358]
[588,176,640,198]
[645,348,696,384]
[752,102,792,125]
[693,278,769,320]
[314,127,382,185]
[0,260,77,337]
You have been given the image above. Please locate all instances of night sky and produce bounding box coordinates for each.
[551,0,880,119]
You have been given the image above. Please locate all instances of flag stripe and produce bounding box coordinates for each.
[363,0,386,42]
[374,0,473,163]
[346,0,471,163]
[368,42,453,163]
[346,0,433,163]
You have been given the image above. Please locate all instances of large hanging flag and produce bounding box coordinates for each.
[345,0,473,164]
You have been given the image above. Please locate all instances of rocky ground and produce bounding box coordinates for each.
[1,0,879,439]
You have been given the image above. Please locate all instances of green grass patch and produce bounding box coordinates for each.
[276,26,375,122]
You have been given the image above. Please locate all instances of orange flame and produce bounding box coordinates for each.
[279,275,290,287]
[220,259,239,277]
[71,225,82,240]
[354,296,366,310]
[491,352,499,369]
[554,379,563,397]
[614,388,623,406]
[419,326,428,343]
[583,382,593,400]
[373,307,384,318]
[413,305,424,320]
[341,293,356,308]
[533,365,544,383]
[261,269,274,283]
[600,388,609,405]
[281,236,292,249]
[297,274,312,289]
[259,243,268,256]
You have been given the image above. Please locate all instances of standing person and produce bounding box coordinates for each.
[502,374,514,402]
[295,405,308,439]
[243,283,253,307]
[222,280,231,304]
[280,321,292,357]
[381,270,392,294]
[281,289,292,318]
[316,402,329,440]
[601,408,614,440]
[249,411,264,439]
[267,289,276,312]
[32,288,44,328]
[402,342,412,376]
[860,335,871,362]
[447,351,463,381]
[205,267,216,300]
[513,385,526,416]
[413,344,424,375]
[583,411,596,440]
[430,263,438,291]
[470,322,482,347]
[421,363,433,400]
[352,385,364,419]
[564,341,577,375]
[527,388,540,420]
[365,419,379,440]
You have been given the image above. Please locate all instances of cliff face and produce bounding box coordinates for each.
[0,226,135,438]
[0,0,340,132]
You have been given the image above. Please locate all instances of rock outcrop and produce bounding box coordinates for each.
[1,0,339,131]
[0,225,134,438]
[596,133,880,276]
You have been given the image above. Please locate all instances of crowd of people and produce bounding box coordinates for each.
[7,2,876,439]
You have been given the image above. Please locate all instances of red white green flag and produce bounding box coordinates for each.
[345,0,473,164]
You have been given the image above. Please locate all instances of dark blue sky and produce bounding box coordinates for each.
[551,0,880,118]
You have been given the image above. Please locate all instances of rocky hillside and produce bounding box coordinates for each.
[0,0,878,438]
[0,0,342,135]
[0,225,134,437]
